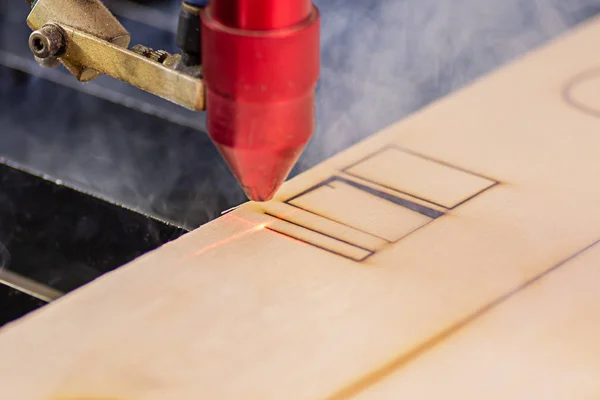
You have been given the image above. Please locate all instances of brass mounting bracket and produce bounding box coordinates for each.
[26,0,205,111]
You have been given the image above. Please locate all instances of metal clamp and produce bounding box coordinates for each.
[26,0,205,111]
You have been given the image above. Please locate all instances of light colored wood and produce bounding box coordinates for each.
[265,202,388,252]
[289,179,432,242]
[356,241,600,400]
[3,13,600,400]
[344,147,495,208]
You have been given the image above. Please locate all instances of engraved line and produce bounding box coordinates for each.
[285,175,444,244]
[285,177,338,204]
[339,171,446,211]
[342,170,452,210]
[285,203,393,244]
[327,237,600,399]
[391,146,500,183]
[265,227,373,262]
[342,144,503,209]
[334,177,444,219]
[344,166,498,211]
[264,212,375,252]
[448,181,500,210]
[562,67,600,119]
[389,218,437,245]
[342,145,499,185]
[341,146,391,172]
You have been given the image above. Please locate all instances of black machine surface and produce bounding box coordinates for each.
[0,160,186,326]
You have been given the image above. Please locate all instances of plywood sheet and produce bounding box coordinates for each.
[356,240,600,399]
[3,13,600,400]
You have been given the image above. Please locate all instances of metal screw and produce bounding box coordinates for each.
[131,44,170,64]
[29,24,65,60]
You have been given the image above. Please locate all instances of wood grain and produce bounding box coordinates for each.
[3,14,600,400]
[356,240,600,400]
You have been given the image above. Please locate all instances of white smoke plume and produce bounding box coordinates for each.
[299,0,600,170]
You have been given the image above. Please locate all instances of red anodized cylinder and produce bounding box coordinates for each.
[201,0,320,201]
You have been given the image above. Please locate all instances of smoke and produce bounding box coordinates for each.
[0,241,9,271]
[296,0,600,172]
[0,0,249,230]
[2,0,600,229]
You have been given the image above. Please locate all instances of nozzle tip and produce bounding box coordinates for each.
[215,144,303,203]
[243,187,277,203]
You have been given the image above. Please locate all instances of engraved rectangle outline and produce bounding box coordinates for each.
[342,146,500,210]
[266,176,442,261]
[264,211,383,252]
[281,176,442,247]
[287,176,444,220]
[267,168,449,260]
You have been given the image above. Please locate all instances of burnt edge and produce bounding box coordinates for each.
[264,212,374,252]
[264,227,373,262]
[265,174,445,261]
[286,176,444,220]
[270,145,505,261]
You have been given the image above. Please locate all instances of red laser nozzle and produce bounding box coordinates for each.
[201,0,320,201]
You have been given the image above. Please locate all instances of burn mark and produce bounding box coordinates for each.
[339,177,444,218]
[266,144,506,261]
[287,176,444,219]
[344,145,498,183]
[265,212,375,252]
[265,172,445,261]
[277,201,395,245]
[265,227,373,262]
[343,145,499,210]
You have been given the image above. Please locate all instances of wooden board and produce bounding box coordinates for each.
[3,13,600,400]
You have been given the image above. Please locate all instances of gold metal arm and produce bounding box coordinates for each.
[26,0,205,111]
